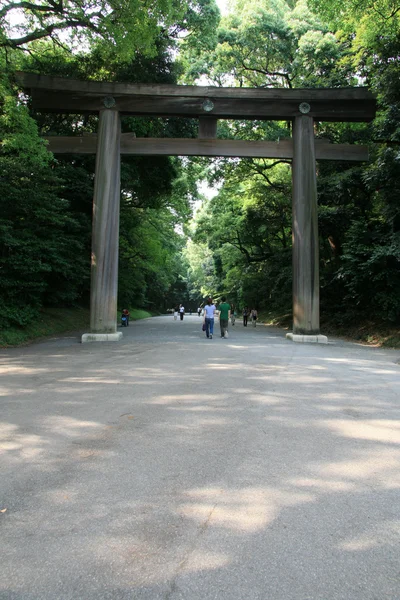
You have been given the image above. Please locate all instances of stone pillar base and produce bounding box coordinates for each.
[286,333,328,344]
[81,332,123,343]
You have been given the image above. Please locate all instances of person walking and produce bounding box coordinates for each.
[203,298,216,339]
[230,305,236,326]
[251,308,258,327]
[173,305,179,320]
[179,304,185,321]
[243,306,249,327]
[218,296,231,338]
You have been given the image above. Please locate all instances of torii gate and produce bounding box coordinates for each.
[16,73,376,343]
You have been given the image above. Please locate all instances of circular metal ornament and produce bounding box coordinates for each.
[103,96,116,109]
[202,99,214,112]
[299,102,311,114]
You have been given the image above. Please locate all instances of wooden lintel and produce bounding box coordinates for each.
[15,72,375,101]
[44,136,369,161]
[29,90,376,122]
[15,72,376,123]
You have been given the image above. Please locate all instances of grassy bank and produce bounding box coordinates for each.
[127,308,154,321]
[0,307,153,348]
[258,310,400,349]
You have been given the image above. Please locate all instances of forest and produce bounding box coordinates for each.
[0,0,399,345]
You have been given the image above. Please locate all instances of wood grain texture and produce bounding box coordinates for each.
[29,90,376,121]
[292,116,320,335]
[45,136,369,161]
[16,71,376,121]
[16,71,375,101]
[90,110,121,334]
[198,118,218,138]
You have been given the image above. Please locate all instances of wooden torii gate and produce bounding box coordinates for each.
[16,73,376,343]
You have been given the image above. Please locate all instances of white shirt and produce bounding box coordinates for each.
[204,304,216,318]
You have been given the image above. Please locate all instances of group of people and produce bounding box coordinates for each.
[200,298,258,339]
[173,304,185,321]
[124,303,258,333]
[242,306,258,327]
[201,297,231,339]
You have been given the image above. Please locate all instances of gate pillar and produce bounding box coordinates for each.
[82,108,123,342]
[286,115,327,344]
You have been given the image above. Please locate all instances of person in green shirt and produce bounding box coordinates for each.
[218,296,231,338]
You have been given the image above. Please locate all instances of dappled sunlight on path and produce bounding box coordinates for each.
[1,316,400,599]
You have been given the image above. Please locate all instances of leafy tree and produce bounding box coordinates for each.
[180,0,354,87]
[187,155,293,309]
[0,0,219,60]
[182,0,400,325]
[338,219,400,322]
[0,76,88,327]
[118,203,189,310]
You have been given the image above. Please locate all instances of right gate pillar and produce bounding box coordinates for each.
[286,115,328,344]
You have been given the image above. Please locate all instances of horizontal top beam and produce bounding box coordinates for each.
[16,72,375,101]
[44,135,369,161]
[16,72,376,122]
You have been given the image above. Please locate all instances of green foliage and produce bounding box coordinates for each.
[337,220,400,322]
[120,308,153,320]
[0,306,155,347]
[180,0,355,87]
[118,203,189,310]
[2,0,400,338]
[7,37,200,321]
[186,157,293,310]
[0,307,90,347]
[0,0,219,61]
[182,0,400,329]
[0,78,89,328]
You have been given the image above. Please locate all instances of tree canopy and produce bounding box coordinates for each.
[182,0,400,324]
[0,0,399,333]
[0,0,219,59]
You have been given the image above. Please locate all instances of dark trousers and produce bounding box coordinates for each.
[220,319,228,337]
[243,315,248,326]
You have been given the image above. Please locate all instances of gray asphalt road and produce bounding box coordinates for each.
[1,315,400,599]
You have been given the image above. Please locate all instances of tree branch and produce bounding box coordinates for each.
[245,159,289,191]
[1,17,100,48]
[0,1,62,18]
[219,231,272,263]
[239,59,293,88]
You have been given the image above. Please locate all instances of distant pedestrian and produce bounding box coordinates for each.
[203,298,216,339]
[197,306,202,317]
[243,306,249,327]
[218,296,231,338]
[179,305,185,321]
[173,305,179,320]
[251,308,258,327]
[230,305,236,326]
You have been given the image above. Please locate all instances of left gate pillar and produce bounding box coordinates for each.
[82,108,123,343]
[286,115,327,344]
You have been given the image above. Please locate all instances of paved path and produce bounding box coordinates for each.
[1,316,400,599]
